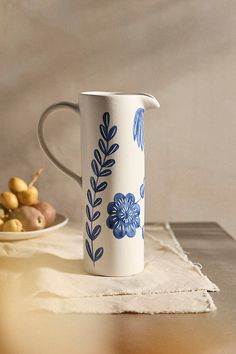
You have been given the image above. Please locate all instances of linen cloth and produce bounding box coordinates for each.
[0,223,219,314]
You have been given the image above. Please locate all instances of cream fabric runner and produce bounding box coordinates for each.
[0,223,219,314]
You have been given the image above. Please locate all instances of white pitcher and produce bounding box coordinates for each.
[38,92,160,276]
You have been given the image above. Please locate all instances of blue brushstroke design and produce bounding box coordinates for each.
[85,112,119,265]
[133,107,144,151]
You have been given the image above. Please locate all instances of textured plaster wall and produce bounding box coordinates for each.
[0,0,235,235]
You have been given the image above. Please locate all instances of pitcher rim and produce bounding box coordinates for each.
[80,91,151,97]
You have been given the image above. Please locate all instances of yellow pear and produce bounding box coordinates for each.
[3,219,23,232]
[18,186,39,206]
[9,177,28,194]
[0,192,19,209]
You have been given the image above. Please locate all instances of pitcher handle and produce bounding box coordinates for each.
[37,102,82,188]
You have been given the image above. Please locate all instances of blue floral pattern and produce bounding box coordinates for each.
[139,179,145,239]
[140,181,145,199]
[85,112,119,265]
[133,107,144,151]
[106,193,140,238]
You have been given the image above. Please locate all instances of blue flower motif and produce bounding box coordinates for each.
[133,107,144,151]
[106,193,140,238]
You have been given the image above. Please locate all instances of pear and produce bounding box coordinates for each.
[0,205,5,220]
[18,186,39,206]
[11,206,45,231]
[33,202,56,227]
[9,177,28,194]
[3,219,23,232]
[0,192,19,209]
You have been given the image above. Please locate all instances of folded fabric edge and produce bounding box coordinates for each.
[31,287,219,299]
[25,290,217,315]
[149,224,220,292]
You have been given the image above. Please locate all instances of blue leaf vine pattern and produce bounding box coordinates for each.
[133,107,144,151]
[106,180,145,239]
[86,112,119,265]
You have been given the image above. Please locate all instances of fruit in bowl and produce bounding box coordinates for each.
[9,177,28,193]
[11,206,46,231]
[33,202,56,227]
[0,168,57,232]
[2,219,24,232]
[18,186,39,206]
[0,191,19,209]
[0,205,6,220]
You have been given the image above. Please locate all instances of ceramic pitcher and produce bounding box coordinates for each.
[38,91,160,276]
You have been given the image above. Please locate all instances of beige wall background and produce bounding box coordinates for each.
[0,0,235,235]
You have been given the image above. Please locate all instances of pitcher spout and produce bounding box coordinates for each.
[141,93,160,111]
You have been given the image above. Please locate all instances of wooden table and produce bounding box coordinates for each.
[0,223,235,354]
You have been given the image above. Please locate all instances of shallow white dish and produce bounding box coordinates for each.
[0,213,68,241]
